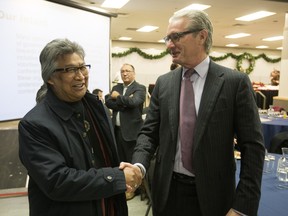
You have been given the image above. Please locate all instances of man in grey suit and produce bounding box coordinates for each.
[130,10,265,216]
[106,63,146,163]
[106,64,146,199]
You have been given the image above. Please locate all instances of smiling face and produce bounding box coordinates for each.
[165,17,208,69]
[47,53,88,102]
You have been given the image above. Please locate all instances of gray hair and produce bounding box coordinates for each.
[169,10,213,54]
[36,38,85,103]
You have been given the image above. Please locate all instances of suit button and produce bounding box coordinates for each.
[83,132,87,138]
[105,175,114,182]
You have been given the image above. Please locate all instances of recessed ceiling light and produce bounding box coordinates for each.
[276,47,283,50]
[235,11,276,21]
[101,0,129,9]
[175,3,211,13]
[225,33,251,39]
[262,36,283,41]
[118,37,132,40]
[256,45,269,49]
[226,44,239,47]
[137,26,159,32]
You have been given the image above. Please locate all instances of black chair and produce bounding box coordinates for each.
[255,90,266,110]
[269,131,288,154]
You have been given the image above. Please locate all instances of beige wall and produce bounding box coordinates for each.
[110,41,281,93]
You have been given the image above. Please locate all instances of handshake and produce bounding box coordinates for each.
[119,162,143,193]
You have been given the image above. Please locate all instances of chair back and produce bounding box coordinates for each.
[269,131,288,154]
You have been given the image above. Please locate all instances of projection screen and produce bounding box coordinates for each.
[0,0,112,121]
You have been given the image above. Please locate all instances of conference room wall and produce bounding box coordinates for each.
[111,41,281,92]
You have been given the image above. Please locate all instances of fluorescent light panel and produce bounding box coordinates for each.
[226,44,239,47]
[118,37,132,40]
[235,11,275,21]
[137,26,159,32]
[256,45,269,49]
[276,47,283,50]
[225,33,251,38]
[262,36,283,41]
[101,0,129,9]
[175,4,211,13]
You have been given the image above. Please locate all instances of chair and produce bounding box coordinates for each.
[255,90,267,110]
[269,131,288,154]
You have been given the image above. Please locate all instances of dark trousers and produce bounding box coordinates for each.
[155,172,202,216]
[114,126,136,162]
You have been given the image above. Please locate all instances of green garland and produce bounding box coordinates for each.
[112,48,281,75]
[112,47,169,59]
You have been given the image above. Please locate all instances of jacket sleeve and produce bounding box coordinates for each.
[115,84,146,108]
[106,84,146,111]
[232,74,265,215]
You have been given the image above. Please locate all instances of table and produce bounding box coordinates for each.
[236,154,288,216]
[260,115,288,151]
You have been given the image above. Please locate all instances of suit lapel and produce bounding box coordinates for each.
[194,62,224,149]
[169,68,182,143]
[124,81,136,96]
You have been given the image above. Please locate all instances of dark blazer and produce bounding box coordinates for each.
[19,89,128,216]
[132,61,265,216]
[105,81,146,141]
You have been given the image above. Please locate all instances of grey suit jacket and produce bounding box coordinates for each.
[132,61,265,216]
[105,81,146,141]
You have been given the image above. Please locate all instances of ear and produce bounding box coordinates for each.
[198,29,208,45]
[199,29,208,40]
[47,78,54,85]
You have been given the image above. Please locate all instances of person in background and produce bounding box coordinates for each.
[270,69,280,86]
[129,10,265,216]
[92,88,112,117]
[105,63,146,200]
[92,88,104,102]
[19,38,142,216]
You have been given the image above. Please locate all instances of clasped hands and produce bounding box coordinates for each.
[110,91,133,99]
[119,162,143,193]
[110,91,120,99]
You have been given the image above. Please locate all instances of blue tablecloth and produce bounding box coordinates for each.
[260,115,288,150]
[236,154,288,216]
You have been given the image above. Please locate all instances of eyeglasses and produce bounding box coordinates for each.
[163,29,203,44]
[120,69,133,74]
[54,64,91,75]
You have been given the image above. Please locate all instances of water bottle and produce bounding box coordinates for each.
[267,105,274,117]
[276,147,288,188]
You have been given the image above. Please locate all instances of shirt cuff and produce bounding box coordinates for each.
[134,163,146,179]
[232,208,247,216]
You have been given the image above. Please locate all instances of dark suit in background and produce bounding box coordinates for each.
[106,64,146,163]
[132,10,265,216]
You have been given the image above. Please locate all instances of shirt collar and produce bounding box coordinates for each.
[123,80,135,88]
[182,56,210,79]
